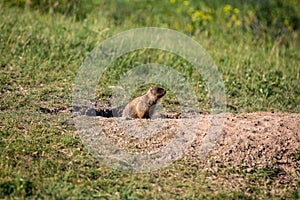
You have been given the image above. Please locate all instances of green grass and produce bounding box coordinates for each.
[0,0,299,199]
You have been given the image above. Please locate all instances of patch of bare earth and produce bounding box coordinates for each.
[74,105,300,192]
[187,112,300,193]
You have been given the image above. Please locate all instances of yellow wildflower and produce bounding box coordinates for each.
[227,22,232,28]
[223,4,232,15]
[195,10,203,17]
[231,15,237,21]
[234,20,241,26]
[191,15,198,22]
[233,8,240,14]
[183,0,189,6]
[170,0,176,3]
[202,15,209,21]
[188,7,195,15]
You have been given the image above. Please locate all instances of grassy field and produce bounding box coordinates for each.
[0,0,299,199]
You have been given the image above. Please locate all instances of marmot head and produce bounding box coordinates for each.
[149,87,166,99]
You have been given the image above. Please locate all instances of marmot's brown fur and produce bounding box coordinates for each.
[122,87,166,119]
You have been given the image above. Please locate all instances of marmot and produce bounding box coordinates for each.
[122,87,166,119]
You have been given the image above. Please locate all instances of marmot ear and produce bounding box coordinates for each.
[150,87,156,94]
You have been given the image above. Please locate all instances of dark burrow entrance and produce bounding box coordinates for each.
[72,100,201,119]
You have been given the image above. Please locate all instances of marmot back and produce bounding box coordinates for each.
[122,87,166,119]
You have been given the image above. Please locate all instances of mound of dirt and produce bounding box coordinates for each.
[73,105,299,188]
[200,112,299,170]
[189,112,299,189]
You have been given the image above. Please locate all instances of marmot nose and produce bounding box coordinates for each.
[160,90,166,97]
[157,87,165,93]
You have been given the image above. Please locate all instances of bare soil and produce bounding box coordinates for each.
[188,112,300,191]
[74,104,300,190]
